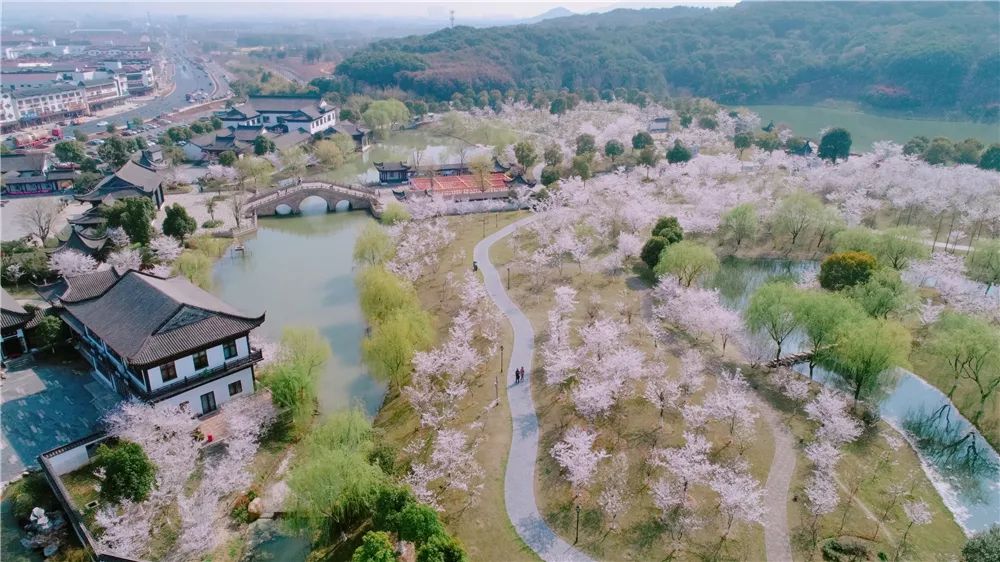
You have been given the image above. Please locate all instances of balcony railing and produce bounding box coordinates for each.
[148,349,263,400]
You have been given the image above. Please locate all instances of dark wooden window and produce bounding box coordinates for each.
[223,340,238,360]
[193,350,209,370]
[200,391,217,414]
[161,361,177,382]
[228,380,243,396]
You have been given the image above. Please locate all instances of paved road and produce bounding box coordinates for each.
[759,406,796,562]
[473,215,594,562]
[69,38,216,136]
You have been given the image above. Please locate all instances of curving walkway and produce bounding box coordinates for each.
[759,405,796,562]
[474,216,594,562]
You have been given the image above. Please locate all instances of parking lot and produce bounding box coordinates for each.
[0,357,119,483]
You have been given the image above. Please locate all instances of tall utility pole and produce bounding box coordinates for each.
[450,10,455,28]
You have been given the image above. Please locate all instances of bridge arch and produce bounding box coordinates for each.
[244,182,380,219]
[299,195,330,214]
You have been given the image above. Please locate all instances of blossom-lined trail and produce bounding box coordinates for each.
[474,214,594,562]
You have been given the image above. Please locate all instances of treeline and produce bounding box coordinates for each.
[334,2,999,120]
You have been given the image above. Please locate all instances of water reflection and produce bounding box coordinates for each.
[710,257,1000,533]
[212,211,383,416]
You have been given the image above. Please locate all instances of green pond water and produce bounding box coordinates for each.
[747,105,1000,151]
[318,129,497,185]
[212,208,380,416]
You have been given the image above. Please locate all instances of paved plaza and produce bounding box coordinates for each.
[0,357,119,482]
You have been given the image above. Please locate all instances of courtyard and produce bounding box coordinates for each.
[0,357,118,483]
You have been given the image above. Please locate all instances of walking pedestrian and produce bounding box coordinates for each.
[472,260,479,272]
[515,367,521,384]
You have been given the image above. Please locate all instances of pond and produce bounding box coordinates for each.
[709,257,1000,534]
[318,129,495,185]
[212,208,380,416]
[746,105,1000,152]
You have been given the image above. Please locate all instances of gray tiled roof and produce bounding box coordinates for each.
[40,270,264,366]
[78,159,162,202]
[1,288,33,330]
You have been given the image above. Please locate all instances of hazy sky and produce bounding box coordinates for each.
[3,1,738,22]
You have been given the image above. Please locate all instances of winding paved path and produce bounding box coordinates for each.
[474,216,594,562]
[759,406,796,562]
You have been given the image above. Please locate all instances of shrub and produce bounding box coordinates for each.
[201,219,224,229]
[9,474,59,522]
[230,490,258,523]
[819,251,877,291]
[640,236,668,269]
[380,203,411,225]
[367,442,398,476]
[397,503,444,544]
[352,531,397,562]
[173,251,213,289]
[963,525,1000,562]
[652,216,683,244]
[162,204,198,241]
[93,441,156,503]
[416,533,469,562]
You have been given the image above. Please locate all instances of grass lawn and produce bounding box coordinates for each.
[376,211,537,562]
[486,217,968,561]
[750,377,969,561]
[490,231,774,561]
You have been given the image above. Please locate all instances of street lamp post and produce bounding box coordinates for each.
[506,265,510,290]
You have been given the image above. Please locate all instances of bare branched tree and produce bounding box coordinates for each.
[18,198,60,243]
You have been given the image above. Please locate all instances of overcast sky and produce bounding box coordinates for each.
[2,1,738,22]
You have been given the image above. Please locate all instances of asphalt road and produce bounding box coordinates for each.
[68,39,217,136]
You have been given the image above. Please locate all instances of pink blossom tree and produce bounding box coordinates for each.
[551,426,609,496]
[49,249,98,278]
[405,429,484,510]
[107,247,143,271]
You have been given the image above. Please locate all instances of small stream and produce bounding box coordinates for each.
[709,257,1000,534]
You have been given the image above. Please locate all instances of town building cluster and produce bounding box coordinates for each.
[1,26,161,133]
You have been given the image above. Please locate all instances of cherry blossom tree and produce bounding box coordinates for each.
[107,247,143,271]
[49,249,98,278]
[896,499,933,561]
[651,432,714,497]
[107,226,131,248]
[93,500,151,558]
[804,388,862,447]
[709,465,766,554]
[598,452,629,530]
[803,472,839,545]
[643,362,678,422]
[405,429,484,510]
[149,235,183,264]
[551,426,609,496]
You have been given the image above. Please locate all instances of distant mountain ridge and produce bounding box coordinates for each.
[334,2,999,120]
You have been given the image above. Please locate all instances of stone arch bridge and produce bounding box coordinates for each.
[244,181,382,218]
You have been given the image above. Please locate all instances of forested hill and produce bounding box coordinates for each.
[335,2,999,120]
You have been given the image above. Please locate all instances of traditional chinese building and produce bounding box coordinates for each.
[37,269,265,416]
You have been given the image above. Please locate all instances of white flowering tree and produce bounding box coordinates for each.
[49,249,98,278]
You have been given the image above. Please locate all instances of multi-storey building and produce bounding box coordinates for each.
[38,269,265,417]
[215,95,337,135]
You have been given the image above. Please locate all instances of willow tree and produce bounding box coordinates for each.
[746,280,800,361]
[823,318,911,404]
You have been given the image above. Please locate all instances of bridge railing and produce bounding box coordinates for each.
[246,182,378,207]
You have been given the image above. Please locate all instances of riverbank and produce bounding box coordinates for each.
[372,211,535,561]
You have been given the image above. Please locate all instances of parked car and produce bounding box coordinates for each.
[96,121,109,127]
